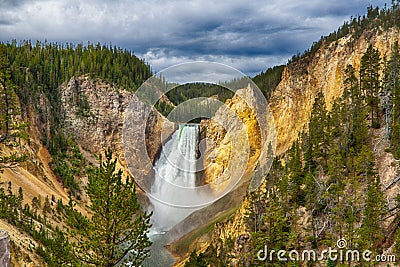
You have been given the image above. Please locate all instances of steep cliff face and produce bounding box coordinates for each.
[60,76,174,177]
[202,85,262,191]
[272,28,400,155]
[169,85,274,264]
[60,77,128,155]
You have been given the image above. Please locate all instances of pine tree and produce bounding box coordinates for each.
[0,184,7,218]
[31,196,40,215]
[360,45,381,129]
[386,41,400,158]
[308,92,330,168]
[42,227,77,267]
[67,149,152,267]
[344,64,368,152]
[287,140,305,205]
[17,186,23,209]
[184,250,208,267]
[0,46,28,171]
[356,146,385,254]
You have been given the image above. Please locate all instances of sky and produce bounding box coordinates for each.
[0,0,390,76]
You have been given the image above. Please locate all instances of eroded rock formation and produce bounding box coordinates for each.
[0,230,10,267]
[202,85,263,192]
[60,76,175,180]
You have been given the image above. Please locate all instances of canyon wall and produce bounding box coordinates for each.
[202,85,261,191]
[60,76,174,180]
[174,27,400,266]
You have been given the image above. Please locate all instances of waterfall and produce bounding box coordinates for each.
[149,124,201,233]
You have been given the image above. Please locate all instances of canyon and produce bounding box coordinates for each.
[1,25,400,267]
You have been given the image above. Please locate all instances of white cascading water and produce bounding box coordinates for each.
[149,124,201,233]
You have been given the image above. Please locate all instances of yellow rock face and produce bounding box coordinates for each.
[203,86,262,192]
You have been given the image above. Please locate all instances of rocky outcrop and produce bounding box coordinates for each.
[202,85,263,192]
[60,76,174,180]
[209,199,250,261]
[0,230,10,267]
[60,77,128,154]
[2,75,176,265]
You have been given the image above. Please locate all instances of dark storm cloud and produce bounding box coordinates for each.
[0,19,15,25]
[0,0,390,75]
[0,0,26,8]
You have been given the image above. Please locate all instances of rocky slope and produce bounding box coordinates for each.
[60,76,174,171]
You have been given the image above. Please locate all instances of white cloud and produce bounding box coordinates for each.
[140,48,289,76]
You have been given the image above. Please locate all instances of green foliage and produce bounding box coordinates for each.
[37,227,77,267]
[307,92,330,170]
[76,90,92,117]
[155,69,284,119]
[327,258,336,267]
[166,83,234,106]
[354,146,385,256]
[202,45,397,265]
[198,4,400,265]
[155,82,234,120]
[0,47,28,171]
[0,41,153,266]
[0,180,76,265]
[154,99,174,118]
[393,124,400,158]
[342,64,369,153]
[386,41,400,158]
[0,40,151,188]
[253,65,285,99]
[0,182,19,219]
[241,167,296,266]
[395,228,400,260]
[2,41,151,97]
[360,45,381,129]
[184,250,208,267]
[287,141,306,206]
[66,149,152,267]
[49,136,90,195]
